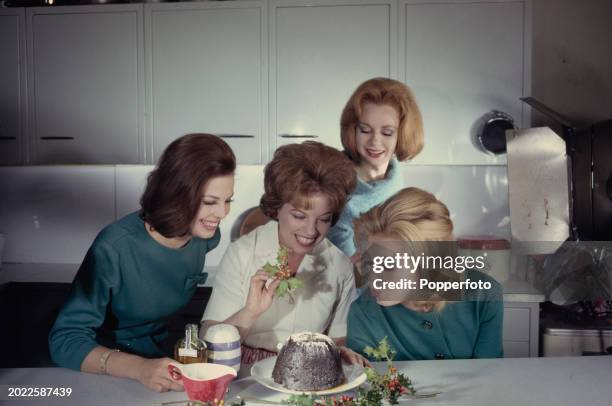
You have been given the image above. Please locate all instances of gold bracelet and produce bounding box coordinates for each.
[99,349,120,375]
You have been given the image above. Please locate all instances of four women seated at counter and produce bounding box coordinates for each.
[48,77,503,392]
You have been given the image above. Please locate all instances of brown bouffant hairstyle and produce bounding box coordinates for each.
[341,77,424,163]
[260,142,357,225]
[140,133,236,238]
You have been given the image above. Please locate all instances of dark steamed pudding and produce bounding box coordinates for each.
[272,332,345,391]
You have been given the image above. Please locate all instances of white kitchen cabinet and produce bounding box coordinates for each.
[270,0,396,153]
[503,301,539,357]
[27,5,144,164]
[146,1,266,164]
[0,8,26,165]
[400,0,530,165]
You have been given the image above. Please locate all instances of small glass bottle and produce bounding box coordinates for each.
[174,323,207,364]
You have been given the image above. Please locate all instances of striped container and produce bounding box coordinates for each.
[204,324,241,373]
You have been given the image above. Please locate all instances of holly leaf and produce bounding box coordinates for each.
[276,280,290,297]
[263,262,278,276]
[364,337,396,362]
[277,246,290,263]
[283,394,318,406]
[287,278,304,290]
[364,367,379,382]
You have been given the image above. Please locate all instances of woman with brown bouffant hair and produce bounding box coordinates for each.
[347,187,503,361]
[50,134,236,392]
[203,142,369,367]
[328,77,424,258]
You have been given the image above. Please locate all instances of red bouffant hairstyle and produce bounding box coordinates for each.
[140,133,235,237]
[341,77,424,163]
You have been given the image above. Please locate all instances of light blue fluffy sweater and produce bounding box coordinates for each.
[328,158,404,256]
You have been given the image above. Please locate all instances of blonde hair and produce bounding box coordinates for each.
[341,77,424,163]
[354,187,454,311]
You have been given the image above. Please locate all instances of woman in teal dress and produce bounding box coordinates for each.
[347,187,503,360]
[49,133,236,392]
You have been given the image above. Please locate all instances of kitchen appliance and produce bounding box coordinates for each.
[540,302,612,356]
[506,99,612,303]
[543,327,612,356]
[506,126,570,254]
[510,100,612,356]
[520,97,612,241]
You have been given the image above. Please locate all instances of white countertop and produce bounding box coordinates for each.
[1,356,611,406]
[0,263,545,302]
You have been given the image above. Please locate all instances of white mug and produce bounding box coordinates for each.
[204,324,241,373]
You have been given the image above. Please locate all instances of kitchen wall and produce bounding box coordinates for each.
[531,0,612,127]
[0,164,510,273]
[6,0,611,278]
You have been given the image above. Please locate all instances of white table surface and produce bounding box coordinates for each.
[1,356,611,406]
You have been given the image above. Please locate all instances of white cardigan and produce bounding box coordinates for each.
[202,221,356,352]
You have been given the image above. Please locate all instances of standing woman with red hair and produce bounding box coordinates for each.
[49,134,236,392]
[328,78,424,267]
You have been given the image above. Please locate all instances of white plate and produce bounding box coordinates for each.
[250,356,367,396]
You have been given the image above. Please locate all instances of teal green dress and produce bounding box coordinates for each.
[347,272,504,360]
[49,212,220,371]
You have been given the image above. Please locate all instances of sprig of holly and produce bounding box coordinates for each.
[262,246,304,298]
[361,337,416,404]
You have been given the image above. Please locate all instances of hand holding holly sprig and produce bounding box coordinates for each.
[262,246,304,298]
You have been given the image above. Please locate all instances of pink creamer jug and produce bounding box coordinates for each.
[168,362,237,403]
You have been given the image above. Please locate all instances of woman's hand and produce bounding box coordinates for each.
[206,271,282,343]
[244,270,281,318]
[339,346,371,367]
[136,357,184,393]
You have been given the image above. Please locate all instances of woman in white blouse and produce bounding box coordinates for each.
[201,142,368,366]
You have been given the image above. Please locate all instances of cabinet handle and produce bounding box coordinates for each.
[40,136,74,140]
[218,134,255,139]
[0,136,17,140]
[278,134,319,138]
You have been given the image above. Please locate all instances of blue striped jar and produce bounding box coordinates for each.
[204,324,241,373]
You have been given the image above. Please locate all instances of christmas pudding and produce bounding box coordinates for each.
[272,332,345,391]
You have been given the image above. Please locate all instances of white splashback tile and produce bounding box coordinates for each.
[206,165,265,269]
[115,165,154,219]
[401,165,510,239]
[0,164,509,269]
[0,166,115,264]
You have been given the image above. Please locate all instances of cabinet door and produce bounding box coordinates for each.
[146,2,265,164]
[271,0,396,152]
[0,9,26,165]
[27,5,144,164]
[401,0,528,165]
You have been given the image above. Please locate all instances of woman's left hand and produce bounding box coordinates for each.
[339,346,371,367]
